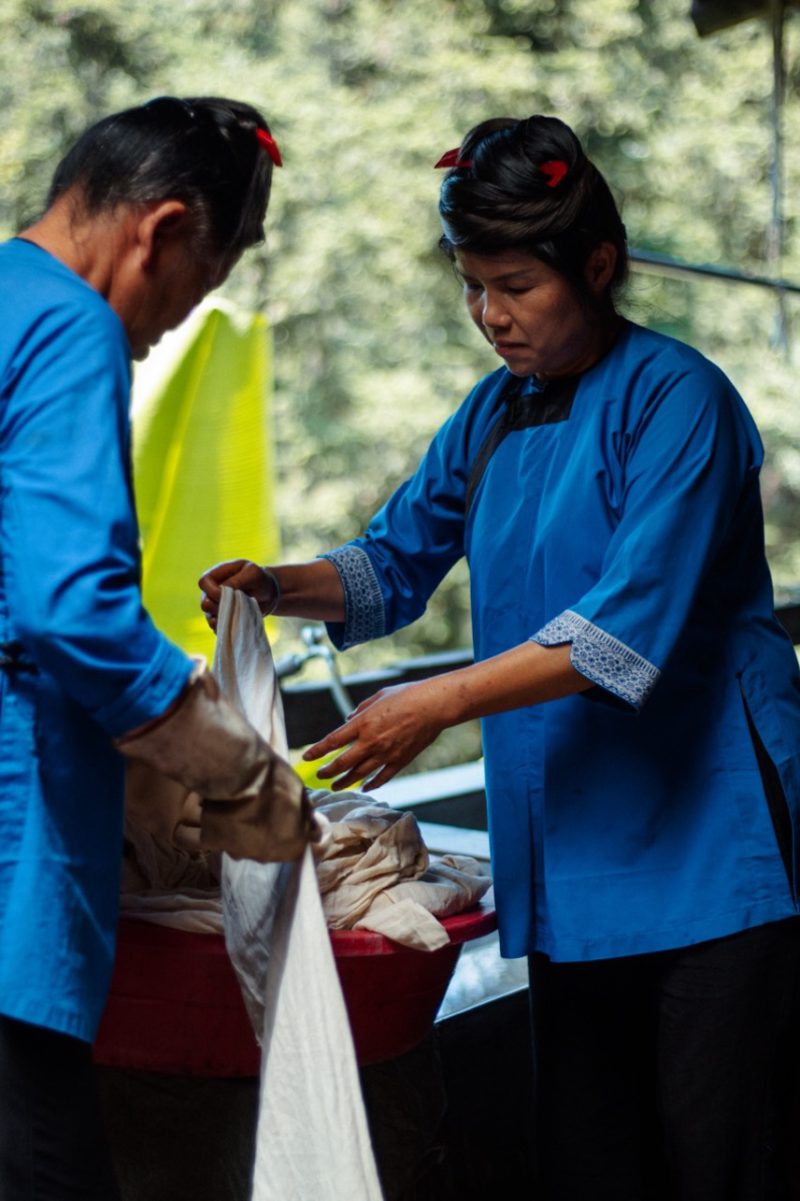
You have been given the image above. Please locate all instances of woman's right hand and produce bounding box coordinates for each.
[198,559,278,628]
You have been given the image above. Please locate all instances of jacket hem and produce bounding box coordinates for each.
[0,995,100,1044]
[498,896,799,962]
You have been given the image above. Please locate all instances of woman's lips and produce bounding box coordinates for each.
[493,340,527,356]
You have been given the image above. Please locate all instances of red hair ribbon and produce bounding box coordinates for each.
[434,147,472,169]
[540,159,568,188]
[256,127,283,167]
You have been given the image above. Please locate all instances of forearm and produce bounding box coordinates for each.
[270,558,345,621]
[307,639,591,791]
[414,640,590,730]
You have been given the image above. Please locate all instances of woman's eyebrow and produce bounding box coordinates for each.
[456,268,538,285]
[493,269,542,284]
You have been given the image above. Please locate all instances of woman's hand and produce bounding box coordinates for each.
[304,680,453,792]
[302,641,591,792]
[198,559,277,628]
[198,558,346,629]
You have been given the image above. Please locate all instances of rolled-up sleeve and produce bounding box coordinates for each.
[531,364,760,710]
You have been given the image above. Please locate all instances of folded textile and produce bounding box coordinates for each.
[310,794,490,950]
[122,776,490,951]
[119,889,224,934]
[120,813,224,932]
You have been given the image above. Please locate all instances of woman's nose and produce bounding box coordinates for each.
[482,292,510,329]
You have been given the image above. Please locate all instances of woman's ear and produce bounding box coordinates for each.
[584,241,618,297]
[135,200,191,271]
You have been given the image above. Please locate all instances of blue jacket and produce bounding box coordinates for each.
[0,239,191,1041]
[324,322,800,960]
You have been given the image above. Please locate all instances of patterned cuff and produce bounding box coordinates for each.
[531,609,659,710]
[321,545,386,649]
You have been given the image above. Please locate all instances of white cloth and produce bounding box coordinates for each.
[214,588,383,1201]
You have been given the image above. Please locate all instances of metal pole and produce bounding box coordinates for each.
[769,0,790,349]
[630,247,800,295]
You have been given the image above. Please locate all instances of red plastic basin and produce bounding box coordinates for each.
[93,904,496,1075]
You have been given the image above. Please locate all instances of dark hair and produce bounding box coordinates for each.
[47,96,275,262]
[438,115,627,309]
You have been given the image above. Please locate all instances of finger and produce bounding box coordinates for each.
[347,695,381,719]
[200,596,218,617]
[360,763,399,791]
[314,744,368,778]
[221,568,259,593]
[198,560,245,599]
[303,725,355,761]
[330,770,371,792]
[328,757,387,792]
[313,741,385,782]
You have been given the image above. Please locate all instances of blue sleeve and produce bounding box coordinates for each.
[1,302,192,736]
[533,361,762,709]
[323,392,486,649]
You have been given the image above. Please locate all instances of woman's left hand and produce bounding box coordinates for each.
[303,681,450,792]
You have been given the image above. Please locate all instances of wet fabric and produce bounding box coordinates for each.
[323,320,800,961]
[0,238,192,1041]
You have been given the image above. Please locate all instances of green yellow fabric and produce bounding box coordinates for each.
[132,301,280,660]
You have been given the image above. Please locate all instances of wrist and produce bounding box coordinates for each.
[260,567,282,615]
[417,675,469,731]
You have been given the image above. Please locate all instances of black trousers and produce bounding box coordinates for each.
[529,918,800,1201]
[0,1014,120,1201]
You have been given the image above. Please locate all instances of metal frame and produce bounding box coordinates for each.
[639,1,794,348]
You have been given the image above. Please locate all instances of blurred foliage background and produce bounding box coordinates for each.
[3,0,800,766]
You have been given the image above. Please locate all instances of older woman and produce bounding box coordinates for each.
[0,97,311,1200]
[201,115,800,1198]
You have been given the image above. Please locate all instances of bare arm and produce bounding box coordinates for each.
[305,639,591,791]
[198,558,345,628]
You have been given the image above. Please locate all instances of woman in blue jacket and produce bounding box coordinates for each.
[0,97,310,1201]
[201,115,800,1199]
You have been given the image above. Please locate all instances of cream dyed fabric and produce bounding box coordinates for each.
[311,795,489,951]
[121,770,224,932]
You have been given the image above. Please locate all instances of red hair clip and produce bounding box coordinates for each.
[540,160,568,188]
[255,127,283,167]
[434,147,472,170]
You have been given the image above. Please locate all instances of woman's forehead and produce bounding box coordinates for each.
[453,247,552,281]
